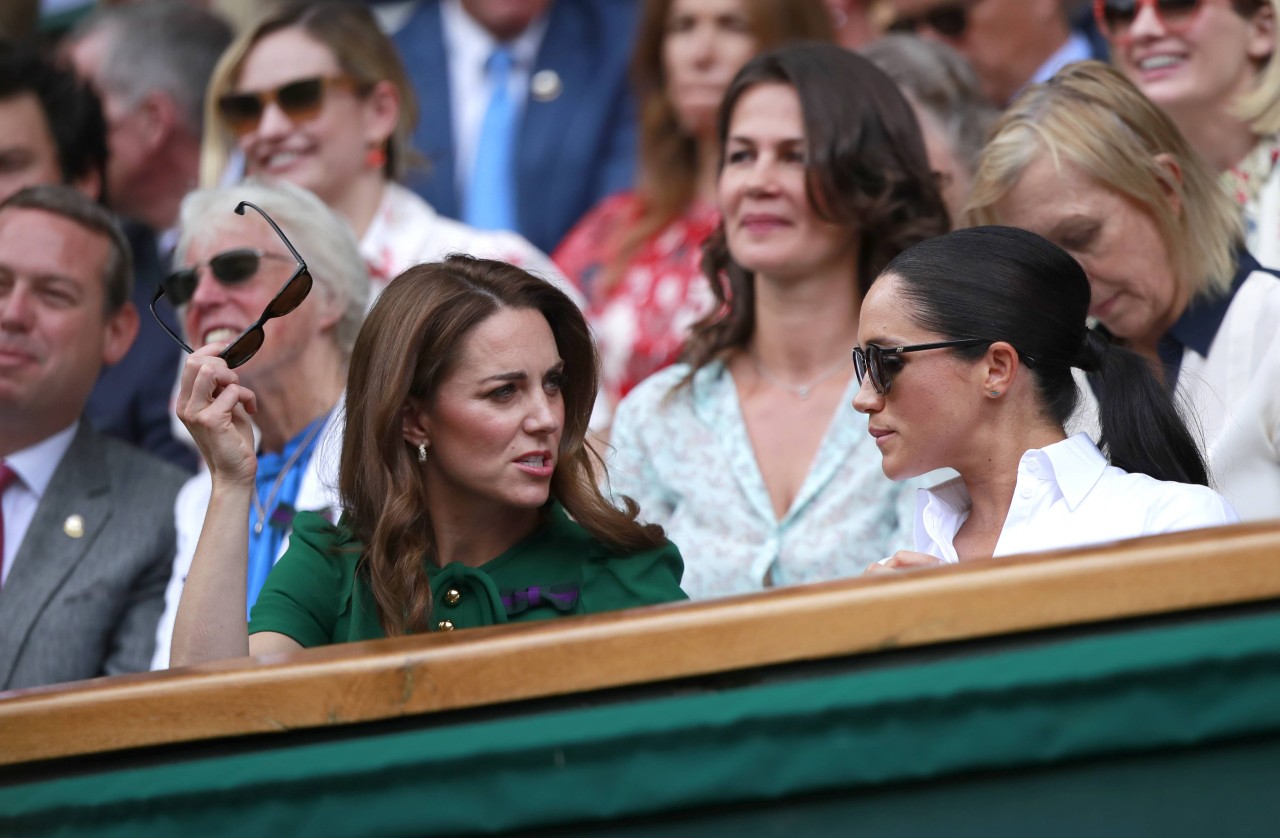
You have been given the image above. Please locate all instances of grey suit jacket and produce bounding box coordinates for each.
[0,422,186,691]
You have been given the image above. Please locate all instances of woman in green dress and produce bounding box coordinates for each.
[171,256,686,665]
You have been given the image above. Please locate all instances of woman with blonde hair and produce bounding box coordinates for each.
[171,256,685,663]
[1097,0,1280,264]
[966,60,1280,520]
[553,0,834,426]
[201,0,565,294]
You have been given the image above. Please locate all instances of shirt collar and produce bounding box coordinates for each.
[1164,248,1259,361]
[1028,433,1108,511]
[3,420,80,500]
[918,435,1109,518]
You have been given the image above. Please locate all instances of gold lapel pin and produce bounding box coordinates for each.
[64,515,85,539]
[530,69,562,103]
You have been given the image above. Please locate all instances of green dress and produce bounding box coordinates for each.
[248,502,687,645]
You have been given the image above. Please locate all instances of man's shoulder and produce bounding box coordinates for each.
[546,0,637,51]
[92,429,189,496]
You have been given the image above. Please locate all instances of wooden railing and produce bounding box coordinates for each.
[3,520,1279,767]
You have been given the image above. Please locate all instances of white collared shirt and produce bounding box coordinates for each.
[1,421,79,585]
[440,0,550,196]
[915,433,1238,563]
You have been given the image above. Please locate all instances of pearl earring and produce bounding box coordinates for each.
[417,443,428,462]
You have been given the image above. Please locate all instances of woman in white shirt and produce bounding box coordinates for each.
[855,226,1238,571]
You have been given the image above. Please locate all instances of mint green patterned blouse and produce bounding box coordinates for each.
[609,362,919,599]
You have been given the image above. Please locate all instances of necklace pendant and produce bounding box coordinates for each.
[797,386,811,399]
[254,521,264,535]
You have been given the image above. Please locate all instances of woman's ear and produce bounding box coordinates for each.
[363,79,400,149]
[401,398,430,448]
[982,341,1019,398]
[1247,1,1275,63]
[1153,152,1184,219]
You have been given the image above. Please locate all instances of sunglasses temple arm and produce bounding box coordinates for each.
[148,288,195,355]
[235,201,305,265]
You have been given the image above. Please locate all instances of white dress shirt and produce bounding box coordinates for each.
[1,421,79,585]
[915,433,1238,563]
[440,0,550,197]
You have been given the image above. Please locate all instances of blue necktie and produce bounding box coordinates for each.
[465,46,518,230]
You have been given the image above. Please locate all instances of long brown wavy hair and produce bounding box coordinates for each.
[340,256,665,637]
[681,42,951,379]
[599,0,834,289]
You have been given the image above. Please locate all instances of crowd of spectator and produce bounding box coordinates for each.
[0,0,1275,690]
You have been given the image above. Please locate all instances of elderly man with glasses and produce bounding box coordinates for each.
[149,180,369,669]
[886,0,1105,105]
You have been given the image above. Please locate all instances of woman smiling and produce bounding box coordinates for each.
[1098,0,1279,264]
[201,1,565,295]
[608,43,949,598]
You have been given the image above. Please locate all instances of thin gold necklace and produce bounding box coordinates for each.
[751,355,849,400]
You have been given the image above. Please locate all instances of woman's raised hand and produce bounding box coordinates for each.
[177,345,259,486]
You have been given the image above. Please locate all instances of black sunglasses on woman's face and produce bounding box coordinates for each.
[852,339,991,395]
[149,201,313,370]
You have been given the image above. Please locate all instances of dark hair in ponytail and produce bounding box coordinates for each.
[885,226,1208,486]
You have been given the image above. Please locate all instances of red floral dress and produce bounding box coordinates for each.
[554,193,719,425]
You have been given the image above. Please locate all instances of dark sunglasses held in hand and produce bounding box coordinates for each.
[216,75,360,136]
[150,201,313,370]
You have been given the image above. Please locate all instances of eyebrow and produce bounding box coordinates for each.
[0,268,83,289]
[859,335,907,347]
[726,135,804,146]
[480,360,565,383]
[481,371,527,383]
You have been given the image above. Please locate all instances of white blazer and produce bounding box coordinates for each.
[151,407,344,669]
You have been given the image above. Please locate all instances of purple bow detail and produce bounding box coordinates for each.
[500,584,580,616]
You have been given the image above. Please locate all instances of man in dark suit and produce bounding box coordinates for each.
[389,0,639,254]
[0,185,185,692]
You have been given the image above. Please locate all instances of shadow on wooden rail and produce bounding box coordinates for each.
[2,519,1279,767]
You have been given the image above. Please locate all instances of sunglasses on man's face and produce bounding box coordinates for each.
[216,75,359,136]
[888,0,977,37]
[150,201,313,370]
[852,339,991,395]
